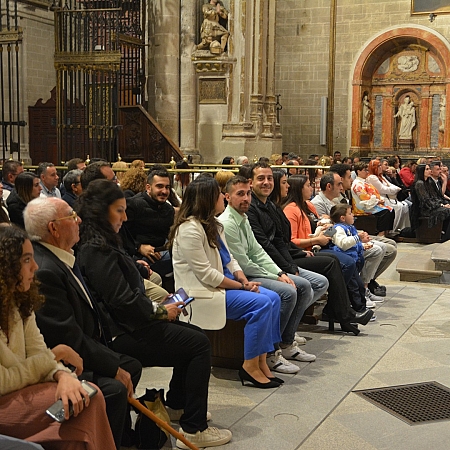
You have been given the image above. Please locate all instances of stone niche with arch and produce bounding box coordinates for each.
[350,26,450,156]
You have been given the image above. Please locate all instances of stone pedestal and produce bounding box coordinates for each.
[398,139,415,152]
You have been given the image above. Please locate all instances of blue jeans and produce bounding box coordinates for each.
[249,271,326,345]
[226,287,281,360]
[321,249,356,284]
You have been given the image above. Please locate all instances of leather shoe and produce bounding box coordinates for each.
[351,309,373,326]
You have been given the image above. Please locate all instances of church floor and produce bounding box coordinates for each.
[126,243,450,449]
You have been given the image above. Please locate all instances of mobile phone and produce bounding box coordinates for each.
[163,288,194,308]
[46,380,98,423]
[323,227,336,237]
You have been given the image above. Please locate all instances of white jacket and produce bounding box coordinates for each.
[172,217,241,330]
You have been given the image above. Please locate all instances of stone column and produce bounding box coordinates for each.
[220,0,281,159]
[147,0,180,145]
[180,0,198,158]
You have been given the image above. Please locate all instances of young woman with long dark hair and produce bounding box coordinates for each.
[7,173,42,228]
[411,164,450,241]
[0,226,115,449]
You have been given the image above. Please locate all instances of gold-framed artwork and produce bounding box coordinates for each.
[412,0,450,14]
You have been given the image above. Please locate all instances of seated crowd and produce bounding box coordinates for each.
[0,152,446,449]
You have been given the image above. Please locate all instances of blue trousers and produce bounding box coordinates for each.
[250,270,327,345]
[226,287,281,360]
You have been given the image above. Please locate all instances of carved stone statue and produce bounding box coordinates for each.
[197,0,229,55]
[394,95,416,140]
[440,94,446,132]
[362,94,371,129]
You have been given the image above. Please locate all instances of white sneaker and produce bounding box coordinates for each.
[294,333,307,345]
[365,288,384,303]
[266,350,300,373]
[281,343,316,362]
[176,426,232,449]
[365,298,376,308]
[167,407,211,422]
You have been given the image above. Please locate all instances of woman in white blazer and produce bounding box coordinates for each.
[170,176,283,389]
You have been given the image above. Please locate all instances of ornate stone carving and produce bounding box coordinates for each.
[0,29,23,44]
[199,78,227,104]
[394,95,416,140]
[362,94,372,129]
[397,55,419,72]
[197,0,229,55]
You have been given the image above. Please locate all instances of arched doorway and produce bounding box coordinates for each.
[350,26,450,156]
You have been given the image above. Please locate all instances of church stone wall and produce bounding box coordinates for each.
[275,0,450,158]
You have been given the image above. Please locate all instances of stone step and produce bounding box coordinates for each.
[396,243,443,282]
[431,240,450,271]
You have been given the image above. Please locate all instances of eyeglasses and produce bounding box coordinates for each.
[52,210,78,222]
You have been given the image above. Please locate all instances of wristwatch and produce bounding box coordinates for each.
[277,271,287,277]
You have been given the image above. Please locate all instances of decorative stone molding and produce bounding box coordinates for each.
[0,29,23,44]
[222,122,257,138]
[192,51,236,73]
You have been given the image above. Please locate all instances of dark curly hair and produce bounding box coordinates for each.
[168,176,222,249]
[0,226,44,339]
[76,179,125,249]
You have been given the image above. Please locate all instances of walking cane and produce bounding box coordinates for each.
[128,397,199,450]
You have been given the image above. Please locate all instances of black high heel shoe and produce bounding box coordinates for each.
[238,368,280,389]
[340,322,360,335]
[322,309,372,336]
[268,376,285,384]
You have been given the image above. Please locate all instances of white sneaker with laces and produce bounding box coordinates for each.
[281,343,316,362]
[176,426,232,449]
[365,288,384,303]
[365,298,376,308]
[266,350,300,373]
[294,333,307,345]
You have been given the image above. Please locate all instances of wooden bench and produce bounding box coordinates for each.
[415,217,443,244]
[205,306,317,369]
[354,214,378,235]
[205,320,245,370]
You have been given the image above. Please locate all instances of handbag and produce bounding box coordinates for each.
[134,388,170,449]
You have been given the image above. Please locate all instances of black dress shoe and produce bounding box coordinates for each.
[351,308,374,326]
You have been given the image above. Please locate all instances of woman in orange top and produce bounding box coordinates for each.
[282,175,331,251]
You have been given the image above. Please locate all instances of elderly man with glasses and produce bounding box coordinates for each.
[23,197,142,449]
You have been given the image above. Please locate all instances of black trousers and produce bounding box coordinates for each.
[82,353,142,449]
[293,253,355,323]
[375,209,395,232]
[111,320,211,434]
